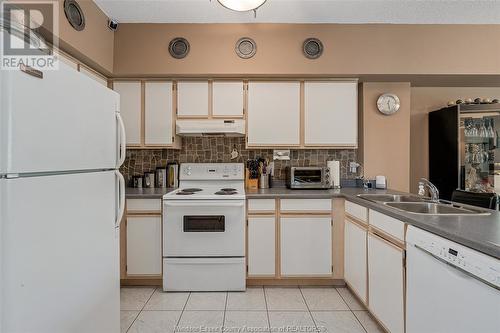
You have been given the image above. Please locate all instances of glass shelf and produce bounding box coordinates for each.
[460,113,500,193]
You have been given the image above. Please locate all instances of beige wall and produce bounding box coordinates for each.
[58,0,114,74]
[113,23,500,77]
[38,14,500,192]
[360,82,411,192]
[410,87,500,193]
[36,0,114,74]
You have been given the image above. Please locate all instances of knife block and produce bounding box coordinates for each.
[245,168,258,189]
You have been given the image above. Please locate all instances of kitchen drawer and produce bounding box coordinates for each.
[126,199,162,213]
[345,201,368,223]
[248,199,276,212]
[163,258,245,291]
[280,199,332,212]
[369,209,405,242]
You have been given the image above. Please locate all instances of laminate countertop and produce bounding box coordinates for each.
[125,187,176,199]
[247,187,500,259]
[126,186,500,259]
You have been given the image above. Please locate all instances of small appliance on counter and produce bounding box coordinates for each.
[375,175,387,189]
[285,166,331,189]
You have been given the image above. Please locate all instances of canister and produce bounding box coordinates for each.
[156,167,167,188]
[144,172,155,188]
[132,175,143,188]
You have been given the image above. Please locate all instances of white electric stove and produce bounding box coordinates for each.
[162,163,246,291]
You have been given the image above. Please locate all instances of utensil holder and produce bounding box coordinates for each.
[259,174,270,189]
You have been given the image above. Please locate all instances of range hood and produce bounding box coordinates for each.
[176,119,246,136]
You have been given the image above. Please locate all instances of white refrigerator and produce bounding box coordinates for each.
[0,60,126,333]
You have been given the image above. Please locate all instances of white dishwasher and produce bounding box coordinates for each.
[406,226,500,333]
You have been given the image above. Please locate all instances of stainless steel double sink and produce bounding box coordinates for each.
[357,194,490,216]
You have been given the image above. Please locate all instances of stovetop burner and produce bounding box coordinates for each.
[182,188,203,192]
[176,191,195,195]
[215,191,238,195]
[220,188,237,192]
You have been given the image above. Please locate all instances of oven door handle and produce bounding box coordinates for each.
[164,201,245,208]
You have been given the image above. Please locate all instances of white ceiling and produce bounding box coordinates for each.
[93,0,500,24]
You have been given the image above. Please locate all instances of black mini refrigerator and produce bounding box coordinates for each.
[429,103,500,201]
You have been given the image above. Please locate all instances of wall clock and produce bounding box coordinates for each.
[377,93,400,115]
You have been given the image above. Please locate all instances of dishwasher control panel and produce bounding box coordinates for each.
[407,226,500,289]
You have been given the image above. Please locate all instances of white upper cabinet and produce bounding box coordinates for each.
[113,81,141,145]
[177,81,209,117]
[304,81,358,147]
[145,82,174,145]
[212,81,244,117]
[247,82,301,146]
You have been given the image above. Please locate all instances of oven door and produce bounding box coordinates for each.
[163,200,245,257]
[292,168,324,187]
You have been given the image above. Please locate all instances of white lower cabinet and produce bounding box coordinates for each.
[344,218,367,304]
[368,232,405,333]
[126,216,162,276]
[280,216,332,276]
[247,216,276,276]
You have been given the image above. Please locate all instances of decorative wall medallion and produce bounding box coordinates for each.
[303,38,323,59]
[64,0,85,31]
[168,37,190,59]
[235,37,256,59]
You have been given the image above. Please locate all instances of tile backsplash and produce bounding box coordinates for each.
[120,137,358,185]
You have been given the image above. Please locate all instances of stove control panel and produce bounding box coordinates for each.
[180,163,244,180]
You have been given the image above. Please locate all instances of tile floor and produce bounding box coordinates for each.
[120,286,384,333]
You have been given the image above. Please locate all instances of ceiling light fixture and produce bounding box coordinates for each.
[217,0,267,12]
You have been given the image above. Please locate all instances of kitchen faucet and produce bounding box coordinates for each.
[418,178,440,202]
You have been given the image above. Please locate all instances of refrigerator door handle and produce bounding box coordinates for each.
[116,113,127,167]
[115,170,126,228]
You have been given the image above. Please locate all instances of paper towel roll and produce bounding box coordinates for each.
[327,160,340,188]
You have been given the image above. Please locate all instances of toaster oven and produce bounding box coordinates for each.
[285,167,331,189]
